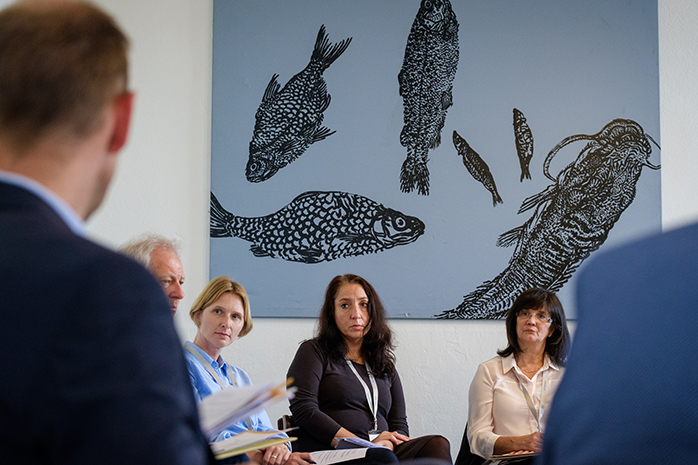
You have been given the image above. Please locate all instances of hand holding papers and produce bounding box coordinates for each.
[210,430,296,460]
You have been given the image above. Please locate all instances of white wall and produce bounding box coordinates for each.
[84,0,698,457]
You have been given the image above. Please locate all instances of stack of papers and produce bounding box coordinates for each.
[311,449,370,465]
[198,379,295,438]
[197,379,297,459]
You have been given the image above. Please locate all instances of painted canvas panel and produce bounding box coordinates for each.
[210,0,661,318]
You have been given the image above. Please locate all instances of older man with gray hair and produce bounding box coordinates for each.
[121,234,186,316]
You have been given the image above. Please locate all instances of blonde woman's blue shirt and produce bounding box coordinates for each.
[183,341,288,444]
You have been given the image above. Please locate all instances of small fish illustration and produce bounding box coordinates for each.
[398,0,459,195]
[246,25,352,183]
[453,130,502,206]
[437,119,660,319]
[513,108,534,181]
[210,191,425,264]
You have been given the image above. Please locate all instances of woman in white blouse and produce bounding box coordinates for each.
[466,288,571,462]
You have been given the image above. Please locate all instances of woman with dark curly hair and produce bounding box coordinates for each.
[287,274,451,463]
[463,288,570,464]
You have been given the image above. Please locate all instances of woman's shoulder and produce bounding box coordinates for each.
[298,338,321,349]
[291,338,341,372]
[480,354,505,367]
[296,338,324,354]
[476,354,508,374]
[288,338,335,381]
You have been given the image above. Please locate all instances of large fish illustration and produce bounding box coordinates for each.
[246,25,352,183]
[398,0,459,196]
[513,108,534,181]
[453,130,502,206]
[437,119,660,319]
[210,191,424,264]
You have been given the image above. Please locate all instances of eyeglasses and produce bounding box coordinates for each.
[516,310,553,324]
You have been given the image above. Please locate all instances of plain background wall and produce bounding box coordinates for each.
[72,0,698,458]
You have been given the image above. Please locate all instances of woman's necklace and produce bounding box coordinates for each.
[520,365,542,374]
[516,356,543,374]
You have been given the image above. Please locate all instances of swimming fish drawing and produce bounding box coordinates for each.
[398,0,459,196]
[453,130,502,206]
[210,191,425,264]
[513,108,534,182]
[437,119,660,319]
[245,25,352,183]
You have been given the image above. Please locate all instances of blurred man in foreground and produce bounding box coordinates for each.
[0,1,214,463]
[539,222,698,464]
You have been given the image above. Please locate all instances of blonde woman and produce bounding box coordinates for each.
[184,276,312,465]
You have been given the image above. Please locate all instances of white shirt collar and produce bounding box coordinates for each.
[0,170,85,236]
[502,352,559,374]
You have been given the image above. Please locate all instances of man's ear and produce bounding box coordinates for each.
[108,91,134,153]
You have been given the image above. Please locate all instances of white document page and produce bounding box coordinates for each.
[310,448,369,465]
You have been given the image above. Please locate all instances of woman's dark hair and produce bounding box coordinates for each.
[497,288,570,367]
[316,274,396,377]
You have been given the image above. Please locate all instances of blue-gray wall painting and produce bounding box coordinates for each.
[210,0,660,319]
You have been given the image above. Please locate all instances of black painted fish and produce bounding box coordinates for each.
[513,108,533,181]
[246,25,352,183]
[210,191,425,264]
[398,0,459,195]
[453,130,502,206]
[437,119,660,319]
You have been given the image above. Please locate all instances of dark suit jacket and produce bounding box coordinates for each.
[538,222,698,465]
[0,181,215,464]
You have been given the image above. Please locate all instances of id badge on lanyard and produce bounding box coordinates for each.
[346,357,380,440]
[516,370,547,432]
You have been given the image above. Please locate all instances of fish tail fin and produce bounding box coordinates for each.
[520,165,531,182]
[491,190,503,207]
[312,25,352,70]
[210,192,235,237]
[400,150,430,196]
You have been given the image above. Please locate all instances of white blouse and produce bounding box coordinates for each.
[466,354,564,458]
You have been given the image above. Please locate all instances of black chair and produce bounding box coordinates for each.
[277,414,293,430]
[454,424,485,465]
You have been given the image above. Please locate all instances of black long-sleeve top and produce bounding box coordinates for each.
[287,339,409,452]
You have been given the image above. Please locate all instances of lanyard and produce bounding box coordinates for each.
[515,369,547,432]
[184,343,252,429]
[345,356,379,432]
[185,343,239,388]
